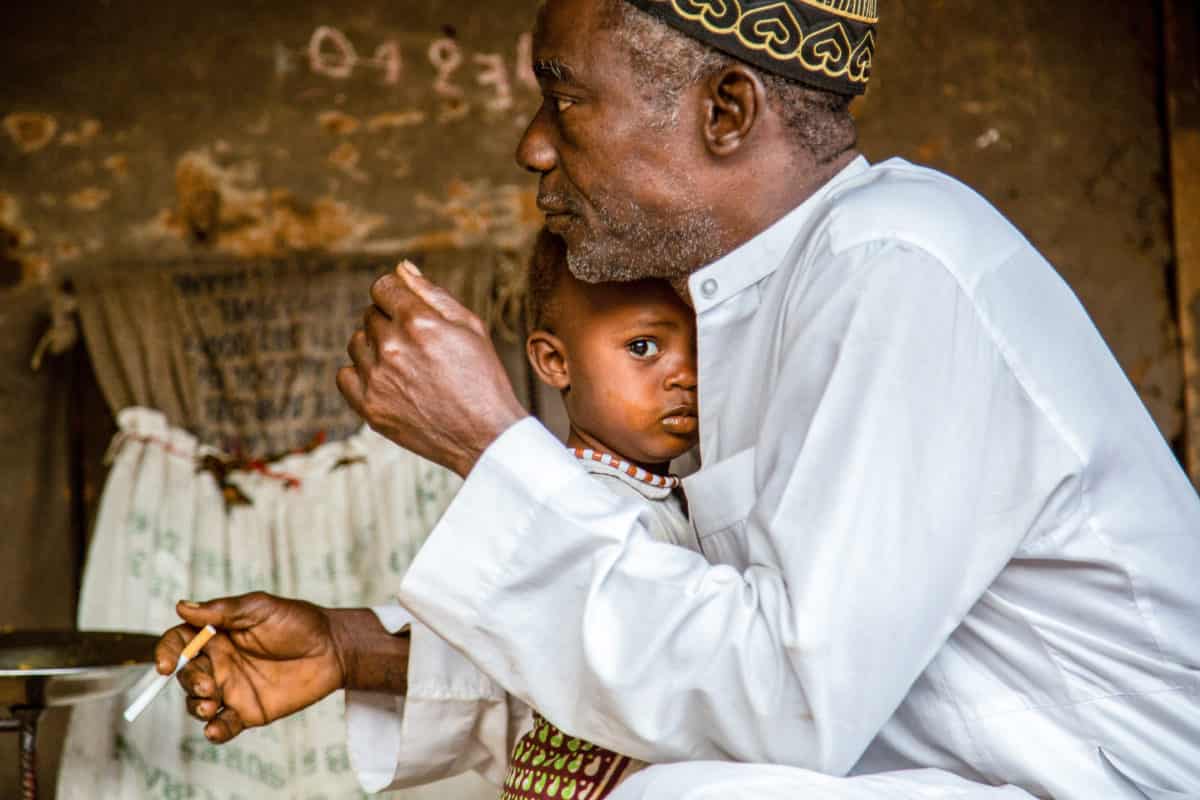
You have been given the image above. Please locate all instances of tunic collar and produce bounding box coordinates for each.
[687,155,870,315]
[574,456,676,501]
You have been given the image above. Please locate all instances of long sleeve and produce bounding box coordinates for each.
[397,242,1082,776]
[345,604,531,792]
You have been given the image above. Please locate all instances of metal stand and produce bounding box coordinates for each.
[1,707,42,800]
[1,630,159,799]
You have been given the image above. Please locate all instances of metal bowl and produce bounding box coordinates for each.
[0,630,159,709]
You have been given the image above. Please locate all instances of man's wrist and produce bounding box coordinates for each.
[327,607,410,694]
[452,406,530,477]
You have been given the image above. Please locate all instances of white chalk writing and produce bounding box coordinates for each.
[303,25,535,121]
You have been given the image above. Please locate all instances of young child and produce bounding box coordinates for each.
[500,229,699,800]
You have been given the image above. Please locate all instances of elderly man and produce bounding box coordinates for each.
[158,0,1200,797]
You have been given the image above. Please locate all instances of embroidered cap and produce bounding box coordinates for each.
[623,0,877,96]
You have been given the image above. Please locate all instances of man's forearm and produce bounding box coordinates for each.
[328,607,410,694]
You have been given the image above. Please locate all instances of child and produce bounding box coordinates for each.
[500,229,699,800]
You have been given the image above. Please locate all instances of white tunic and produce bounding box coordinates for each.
[347,157,1200,799]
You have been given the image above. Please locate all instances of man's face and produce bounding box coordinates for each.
[516,0,725,286]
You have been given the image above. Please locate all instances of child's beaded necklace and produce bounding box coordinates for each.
[569,448,681,490]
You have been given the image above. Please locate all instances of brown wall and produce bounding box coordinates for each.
[0,0,1186,795]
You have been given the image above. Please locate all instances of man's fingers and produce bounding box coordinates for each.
[393,265,486,334]
[204,706,247,744]
[336,365,365,417]
[347,328,374,376]
[177,653,217,698]
[363,305,392,350]
[369,272,412,319]
[155,624,198,674]
[186,696,220,722]
[369,263,484,336]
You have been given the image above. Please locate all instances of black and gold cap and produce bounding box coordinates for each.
[623,0,877,96]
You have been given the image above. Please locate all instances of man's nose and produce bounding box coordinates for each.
[515,104,557,174]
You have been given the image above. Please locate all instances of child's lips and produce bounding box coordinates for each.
[661,408,698,435]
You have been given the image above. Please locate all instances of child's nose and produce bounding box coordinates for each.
[665,359,698,392]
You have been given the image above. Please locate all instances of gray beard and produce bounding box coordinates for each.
[564,192,726,285]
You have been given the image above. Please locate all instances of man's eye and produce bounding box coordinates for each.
[628,339,659,359]
[555,97,575,113]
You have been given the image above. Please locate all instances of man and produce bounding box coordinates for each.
[159,0,1200,797]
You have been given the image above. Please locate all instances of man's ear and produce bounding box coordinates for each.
[702,64,765,157]
[526,330,571,391]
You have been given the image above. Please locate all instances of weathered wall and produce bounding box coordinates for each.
[0,0,1186,795]
[1164,0,1200,482]
[1,0,545,275]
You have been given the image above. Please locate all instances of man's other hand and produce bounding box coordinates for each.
[155,594,350,744]
[339,261,529,477]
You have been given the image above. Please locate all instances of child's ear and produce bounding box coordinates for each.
[526,330,570,391]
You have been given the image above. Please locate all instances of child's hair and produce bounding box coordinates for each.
[526,227,569,334]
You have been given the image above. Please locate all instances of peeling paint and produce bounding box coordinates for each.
[67,187,112,211]
[0,193,36,248]
[366,110,427,131]
[24,256,51,283]
[60,118,102,147]
[327,141,367,182]
[174,149,267,241]
[363,179,538,254]
[175,154,223,239]
[3,112,58,153]
[247,113,271,136]
[0,195,25,287]
[0,193,18,227]
[103,153,130,180]
[135,149,388,258]
[0,193,48,287]
[55,241,83,262]
[318,110,361,135]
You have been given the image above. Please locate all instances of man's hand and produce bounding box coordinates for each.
[338,262,529,477]
[154,593,408,744]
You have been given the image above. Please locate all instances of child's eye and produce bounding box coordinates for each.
[627,339,659,359]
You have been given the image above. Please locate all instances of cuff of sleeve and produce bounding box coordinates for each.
[370,603,415,635]
[346,616,514,792]
[345,604,414,793]
[346,689,406,794]
[398,417,583,634]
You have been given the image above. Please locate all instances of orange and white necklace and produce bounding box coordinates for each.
[570,448,680,489]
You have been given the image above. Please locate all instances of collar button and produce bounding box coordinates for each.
[700,278,719,299]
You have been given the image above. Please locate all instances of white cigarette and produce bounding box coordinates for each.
[123,624,217,723]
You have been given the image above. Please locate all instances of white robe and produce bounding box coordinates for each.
[348,157,1200,799]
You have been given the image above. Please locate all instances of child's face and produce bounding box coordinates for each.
[531,276,698,469]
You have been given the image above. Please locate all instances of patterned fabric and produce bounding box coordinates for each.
[623,0,877,95]
[501,714,636,800]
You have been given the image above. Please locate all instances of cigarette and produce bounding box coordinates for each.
[123,624,217,723]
